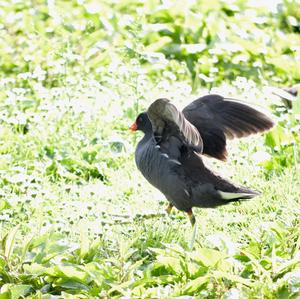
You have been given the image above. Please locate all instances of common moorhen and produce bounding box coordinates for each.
[130,95,274,225]
[270,84,299,109]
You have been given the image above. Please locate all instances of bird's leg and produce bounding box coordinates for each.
[187,209,196,226]
[187,209,197,250]
[165,203,173,215]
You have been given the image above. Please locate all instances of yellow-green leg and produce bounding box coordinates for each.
[187,209,196,226]
[187,209,197,250]
[165,203,173,215]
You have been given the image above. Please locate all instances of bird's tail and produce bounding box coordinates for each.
[217,187,260,201]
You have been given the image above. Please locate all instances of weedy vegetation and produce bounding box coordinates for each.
[0,0,299,298]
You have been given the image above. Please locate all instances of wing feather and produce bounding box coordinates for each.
[147,98,203,152]
[183,95,274,160]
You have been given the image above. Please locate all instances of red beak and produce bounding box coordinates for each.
[129,122,138,132]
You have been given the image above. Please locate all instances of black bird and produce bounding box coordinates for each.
[130,95,274,225]
[270,84,299,109]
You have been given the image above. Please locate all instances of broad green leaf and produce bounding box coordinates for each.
[127,257,147,276]
[0,284,32,299]
[4,225,20,262]
[265,125,293,148]
[10,285,32,299]
[190,247,229,270]
[0,200,10,212]
[0,256,6,269]
[23,263,48,275]
[155,256,185,274]
[0,291,10,299]
[183,275,209,294]
[79,228,89,259]
[45,265,90,284]
[21,235,34,264]
[131,275,178,288]
[276,284,290,299]
[60,292,87,299]
[53,280,89,290]
[108,280,132,296]
[212,271,254,287]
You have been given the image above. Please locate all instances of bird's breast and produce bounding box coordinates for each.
[135,137,195,211]
[135,138,166,188]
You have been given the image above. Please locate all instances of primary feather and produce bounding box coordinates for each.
[183,94,274,160]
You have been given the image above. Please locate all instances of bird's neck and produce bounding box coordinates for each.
[140,130,153,144]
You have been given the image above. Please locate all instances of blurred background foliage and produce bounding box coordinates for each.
[2,0,300,86]
[1,0,299,174]
[0,0,299,298]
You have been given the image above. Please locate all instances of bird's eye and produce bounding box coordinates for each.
[138,117,143,122]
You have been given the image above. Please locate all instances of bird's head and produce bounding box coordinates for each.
[129,112,152,134]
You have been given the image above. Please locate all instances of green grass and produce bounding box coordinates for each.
[0,0,300,298]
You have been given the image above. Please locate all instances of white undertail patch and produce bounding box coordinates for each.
[218,191,257,200]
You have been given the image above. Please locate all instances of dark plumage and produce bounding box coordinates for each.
[130,94,275,225]
[270,84,299,109]
[182,95,274,160]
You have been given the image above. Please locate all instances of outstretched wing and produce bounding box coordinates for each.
[182,94,274,161]
[147,98,203,157]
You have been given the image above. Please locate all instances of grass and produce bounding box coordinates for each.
[0,0,300,298]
